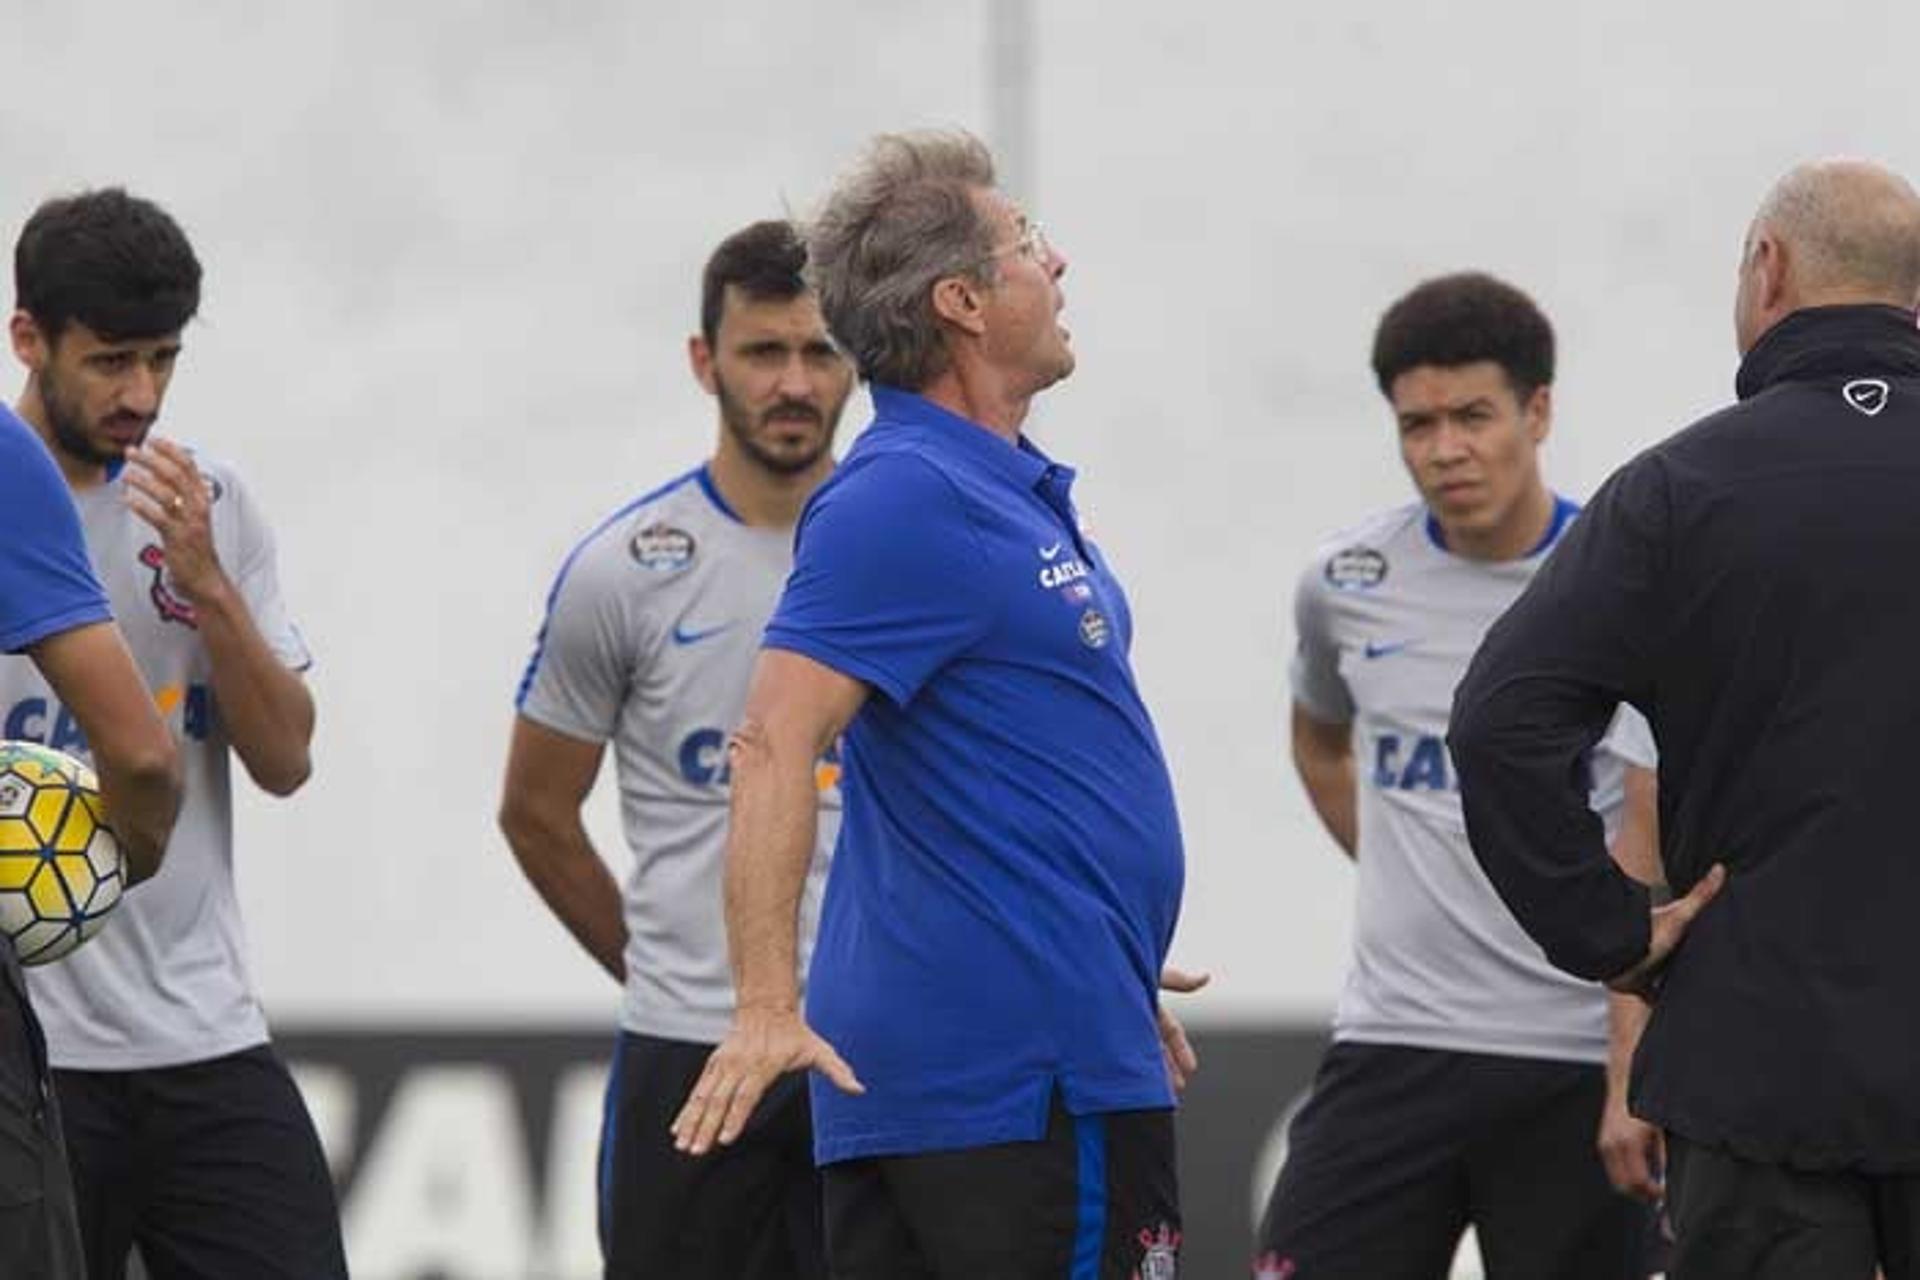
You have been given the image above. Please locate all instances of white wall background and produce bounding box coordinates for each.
[4,0,1917,1027]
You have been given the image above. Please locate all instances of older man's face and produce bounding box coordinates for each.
[973,188,1074,395]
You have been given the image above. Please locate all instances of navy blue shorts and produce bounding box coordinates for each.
[600,1030,824,1280]
[822,1092,1180,1280]
[54,1044,345,1280]
[1258,1041,1655,1280]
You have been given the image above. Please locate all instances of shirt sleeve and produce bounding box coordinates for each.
[0,416,111,653]
[515,535,642,744]
[1288,557,1354,724]
[1448,455,1670,982]
[763,452,998,707]
[1602,704,1657,770]
[215,464,312,671]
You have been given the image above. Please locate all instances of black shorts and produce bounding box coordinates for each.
[1664,1132,1920,1279]
[1256,1041,1653,1280]
[822,1092,1180,1280]
[600,1030,824,1280]
[0,964,83,1279]
[53,1044,346,1280]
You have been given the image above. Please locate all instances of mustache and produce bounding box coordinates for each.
[762,401,823,427]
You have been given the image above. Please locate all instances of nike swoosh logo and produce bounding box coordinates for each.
[671,622,734,646]
[1363,639,1416,660]
[1039,542,1064,560]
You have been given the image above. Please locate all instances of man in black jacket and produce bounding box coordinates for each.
[1449,158,1920,1280]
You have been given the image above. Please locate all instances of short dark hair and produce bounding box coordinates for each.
[700,220,808,345]
[1370,272,1555,400]
[14,188,202,343]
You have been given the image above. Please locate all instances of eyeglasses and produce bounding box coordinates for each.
[989,221,1053,265]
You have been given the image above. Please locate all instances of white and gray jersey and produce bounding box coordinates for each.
[1292,497,1655,1065]
[4,451,310,1070]
[516,465,841,1045]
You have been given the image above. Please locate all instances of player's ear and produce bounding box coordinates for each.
[689,334,718,395]
[1525,383,1553,444]
[931,274,988,339]
[1752,230,1793,315]
[8,311,47,371]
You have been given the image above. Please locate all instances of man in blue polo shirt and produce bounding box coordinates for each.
[671,129,1194,1278]
[0,395,180,1276]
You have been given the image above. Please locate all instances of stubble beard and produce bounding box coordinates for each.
[715,377,843,478]
[39,368,127,468]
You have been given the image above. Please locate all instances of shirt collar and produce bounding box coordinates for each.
[1734,304,1920,401]
[868,384,1060,492]
[1424,493,1579,559]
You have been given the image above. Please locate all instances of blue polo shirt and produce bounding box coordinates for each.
[0,407,110,654]
[765,384,1186,1164]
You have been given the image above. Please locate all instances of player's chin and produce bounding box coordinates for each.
[86,436,138,466]
[759,439,830,475]
[1425,489,1489,525]
[1037,345,1076,390]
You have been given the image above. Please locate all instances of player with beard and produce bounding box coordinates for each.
[500,220,855,1280]
[2,188,341,1278]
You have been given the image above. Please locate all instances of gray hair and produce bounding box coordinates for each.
[1756,159,1920,307]
[802,130,1000,389]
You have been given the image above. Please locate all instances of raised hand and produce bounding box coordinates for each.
[122,438,223,604]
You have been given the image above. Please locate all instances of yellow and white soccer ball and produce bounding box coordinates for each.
[0,740,126,965]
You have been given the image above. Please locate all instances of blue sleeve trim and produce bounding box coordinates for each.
[0,601,112,655]
[514,467,701,707]
[1528,494,1583,557]
[697,465,745,525]
[761,629,913,708]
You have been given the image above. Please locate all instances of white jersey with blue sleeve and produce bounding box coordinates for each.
[1292,497,1652,1065]
[7,450,309,1069]
[516,466,840,1045]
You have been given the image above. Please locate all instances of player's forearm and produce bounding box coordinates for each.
[1294,749,1358,857]
[191,575,314,795]
[499,808,628,982]
[32,624,183,884]
[1606,990,1650,1104]
[723,720,818,1011]
[93,747,182,885]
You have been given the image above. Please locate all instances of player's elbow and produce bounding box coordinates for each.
[105,743,183,884]
[1445,686,1503,784]
[247,749,312,798]
[497,791,565,869]
[116,735,183,796]
[726,714,791,793]
[497,793,538,852]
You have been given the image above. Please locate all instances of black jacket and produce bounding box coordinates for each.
[1450,304,1920,1169]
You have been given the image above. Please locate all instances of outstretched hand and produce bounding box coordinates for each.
[670,1007,863,1156]
[1607,864,1727,1002]
[1158,966,1211,1093]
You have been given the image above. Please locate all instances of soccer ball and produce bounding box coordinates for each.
[0,741,126,965]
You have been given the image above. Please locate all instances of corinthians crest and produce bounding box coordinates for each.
[1135,1223,1180,1280]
